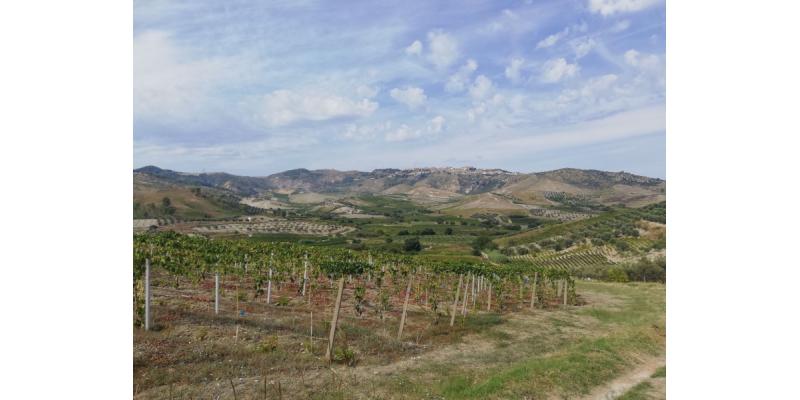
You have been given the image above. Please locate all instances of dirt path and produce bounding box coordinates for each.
[578,355,665,400]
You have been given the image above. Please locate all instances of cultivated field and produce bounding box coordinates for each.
[134,275,665,399]
[193,219,354,236]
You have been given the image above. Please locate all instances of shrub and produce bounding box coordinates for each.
[333,346,358,366]
[403,237,422,252]
[607,267,629,282]
[255,335,279,353]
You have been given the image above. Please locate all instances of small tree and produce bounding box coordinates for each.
[403,237,422,252]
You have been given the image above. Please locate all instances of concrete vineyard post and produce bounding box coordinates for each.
[215,273,219,314]
[145,258,151,331]
[326,277,345,361]
[461,274,470,316]
[450,274,463,327]
[302,254,308,296]
[267,268,273,305]
[530,272,538,309]
[472,275,477,308]
[310,311,313,353]
[461,274,471,316]
[487,283,492,311]
[397,273,414,340]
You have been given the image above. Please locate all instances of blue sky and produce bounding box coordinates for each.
[134,0,665,178]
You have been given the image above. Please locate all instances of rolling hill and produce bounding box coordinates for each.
[134,166,665,214]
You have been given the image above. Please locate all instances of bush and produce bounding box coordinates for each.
[255,335,279,353]
[333,346,358,366]
[607,267,629,282]
[403,237,422,252]
[444,227,453,235]
[472,235,497,251]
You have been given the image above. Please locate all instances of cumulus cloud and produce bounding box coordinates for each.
[612,19,631,32]
[405,40,422,56]
[426,30,459,69]
[505,57,525,82]
[536,28,569,49]
[624,49,661,70]
[445,59,478,92]
[540,58,580,83]
[134,30,239,123]
[390,87,427,109]
[385,124,423,142]
[571,38,596,59]
[469,75,494,100]
[557,74,619,105]
[341,121,393,141]
[257,90,378,127]
[588,0,661,16]
[356,85,379,98]
[428,115,446,134]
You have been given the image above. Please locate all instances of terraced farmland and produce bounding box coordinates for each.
[511,248,616,270]
[193,219,354,236]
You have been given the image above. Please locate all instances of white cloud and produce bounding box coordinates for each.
[540,58,580,83]
[624,49,660,70]
[505,57,525,82]
[356,85,380,98]
[571,38,596,59]
[556,74,619,105]
[257,90,378,127]
[341,121,393,141]
[426,31,459,69]
[428,116,446,134]
[134,30,241,123]
[390,87,427,109]
[537,28,569,49]
[445,59,478,92]
[469,75,494,100]
[405,40,422,56]
[588,0,661,16]
[612,19,631,32]
[385,124,422,142]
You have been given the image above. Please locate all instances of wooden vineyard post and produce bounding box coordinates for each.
[310,311,313,353]
[326,277,345,361]
[563,280,568,307]
[450,274,463,327]
[530,272,538,309]
[144,258,150,331]
[397,273,414,340]
[267,268,273,305]
[214,272,219,315]
[302,254,309,297]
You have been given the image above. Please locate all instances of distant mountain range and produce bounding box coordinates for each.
[134,165,665,212]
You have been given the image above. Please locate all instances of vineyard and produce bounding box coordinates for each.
[499,201,666,251]
[511,248,616,270]
[192,219,354,236]
[133,231,579,398]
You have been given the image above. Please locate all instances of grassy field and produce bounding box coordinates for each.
[134,280,665,399]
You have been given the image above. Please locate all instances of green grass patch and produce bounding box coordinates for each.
[617,381,653,400]
[651,365,666,378]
